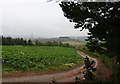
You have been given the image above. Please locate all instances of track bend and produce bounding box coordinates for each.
[2,51,98,82]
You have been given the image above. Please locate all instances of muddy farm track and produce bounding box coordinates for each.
[2,51,112,82]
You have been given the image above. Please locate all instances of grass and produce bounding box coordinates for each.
[79,47,115,70]
[2,46,83,72]
[79,45,115,69]
[0,46,2,72]
[78,45,119,82]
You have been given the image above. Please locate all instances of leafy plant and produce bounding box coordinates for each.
[2,46,83,72]
[83,56,96,80]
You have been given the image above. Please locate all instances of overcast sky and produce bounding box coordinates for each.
[1,0,88,38]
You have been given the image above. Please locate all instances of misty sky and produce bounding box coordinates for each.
[1,0,89,38]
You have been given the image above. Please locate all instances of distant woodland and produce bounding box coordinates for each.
[1,36,73,47]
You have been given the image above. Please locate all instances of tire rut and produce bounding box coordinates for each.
[2,51,98,82]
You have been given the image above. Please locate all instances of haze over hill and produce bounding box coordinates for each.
[32,36,88,43]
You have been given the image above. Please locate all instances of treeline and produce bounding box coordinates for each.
[2,36,73,47]
[2,36,28,45]
[34,40,71,47]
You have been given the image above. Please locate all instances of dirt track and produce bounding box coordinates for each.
[2,51,112,82]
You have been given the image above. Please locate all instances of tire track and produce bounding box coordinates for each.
[2,51,98,82]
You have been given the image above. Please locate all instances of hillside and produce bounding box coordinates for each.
[33,36,88,43]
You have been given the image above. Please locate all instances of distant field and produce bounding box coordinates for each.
[62,41,87,46]
[63,41,81,45]
[2,46,83,72]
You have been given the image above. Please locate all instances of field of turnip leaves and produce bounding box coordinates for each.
[2,46,83,72]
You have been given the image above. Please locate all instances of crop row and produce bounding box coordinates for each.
[2,46,83,72]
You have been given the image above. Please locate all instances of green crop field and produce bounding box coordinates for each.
[2,46,83,72]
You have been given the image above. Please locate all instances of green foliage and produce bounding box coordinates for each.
[84,70,95,80]
[2,36,73,48]
[28,39,33,46]
[2,36,28,46]
[83,56,96,80]
[2,46,83,72]
[75,77,81,84]
[86,40,103,53]
[50,80,56,84]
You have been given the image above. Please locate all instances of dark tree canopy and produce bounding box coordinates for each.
[60,2,120,29]
[60,2,120,61]
[2,36,28,46]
